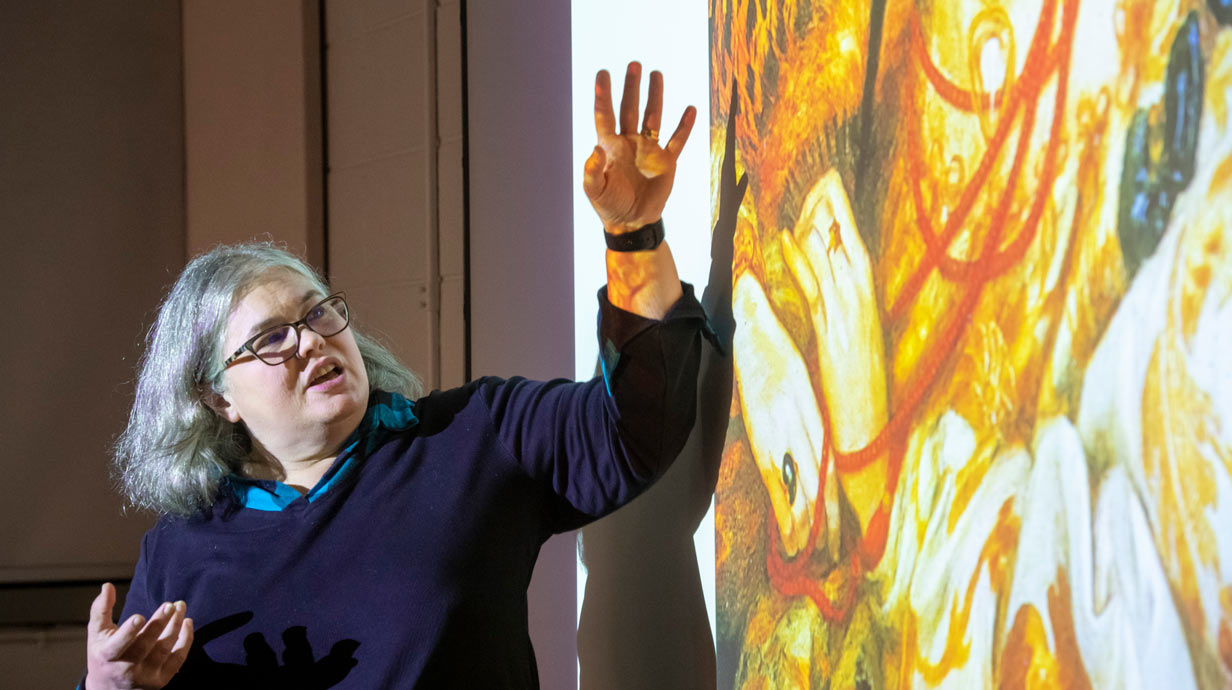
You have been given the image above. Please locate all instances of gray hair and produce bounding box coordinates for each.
[114,242,423,516]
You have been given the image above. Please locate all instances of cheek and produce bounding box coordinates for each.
[226,367,298,417]
[340,337,368,387]
[353,352,369,389]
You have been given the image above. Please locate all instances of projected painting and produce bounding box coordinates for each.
[712,0,1232,687]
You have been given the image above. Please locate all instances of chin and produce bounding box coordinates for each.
[334,383,368,414]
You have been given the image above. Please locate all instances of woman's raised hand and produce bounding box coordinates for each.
[584,62,696,232]
[85,583,193,690]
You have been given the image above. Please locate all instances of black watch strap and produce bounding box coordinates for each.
[604,219,665,252]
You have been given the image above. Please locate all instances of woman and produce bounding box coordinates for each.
[82,62,706,689]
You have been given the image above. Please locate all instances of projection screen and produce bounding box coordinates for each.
[579,0,1232,687]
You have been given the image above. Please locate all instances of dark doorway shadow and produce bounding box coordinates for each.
[577,81,748,690]
[167,611,360,689]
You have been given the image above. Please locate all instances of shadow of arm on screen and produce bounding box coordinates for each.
[577,80,747,690]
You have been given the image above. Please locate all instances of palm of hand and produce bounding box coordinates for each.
[86,587,193,690]
[584,63,695,232]
[591,131,676,229]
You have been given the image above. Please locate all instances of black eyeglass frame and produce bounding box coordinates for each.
[218,292,351,372]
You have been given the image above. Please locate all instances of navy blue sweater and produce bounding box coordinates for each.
[109,286,707,689]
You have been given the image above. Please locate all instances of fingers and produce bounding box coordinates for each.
[154,601,186,655]
[244,629,278,669]
[792,175,841,285]
[641,70,663,137]
[823,454,842,560]
[787,409,823,516]
[88,583,116,634]
[794,173,832,243]
[733,274,824,556]
[803,228,838,297]
[159,618,194,676]
[727,76,740,128]
[825,170,867,265]
[116,601,178,664]
[98,610,147,661]
[798,169,867,268]
[594,70,615,137]
[582,145,607,200]
[721,81,739,190]
[665,106,697,159]
[780,232,820,307]
[619,62,642,134]
[600,62,693,156]
[282,626,314,668]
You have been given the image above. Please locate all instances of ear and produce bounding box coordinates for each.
[200,386,242,424]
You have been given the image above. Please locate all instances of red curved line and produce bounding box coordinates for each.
[766,520,862,621]
[763,0,1080,590]
[930,5,1073,282]
[892,88,1023,317]
[836,6,1052,474]
[908,0,1058,114]
[895,0,1065,313]
[978,0,1076,279]
[910,15,988,111]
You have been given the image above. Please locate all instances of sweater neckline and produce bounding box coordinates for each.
[222,390,418,512]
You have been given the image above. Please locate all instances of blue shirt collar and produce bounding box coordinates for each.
[225,390,419,511]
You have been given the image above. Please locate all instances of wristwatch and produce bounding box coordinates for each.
[604,219,665,252]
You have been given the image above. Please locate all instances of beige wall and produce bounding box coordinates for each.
[323,0,465,391]
[0,0,579,686]
[465,2,578,688]
[0,0,183,585]
[0,2,185,686]
[180,0,465,390]
[182,0,324,267]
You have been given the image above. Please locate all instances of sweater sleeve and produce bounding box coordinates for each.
[118,530,157,623]
[480,282,710,527]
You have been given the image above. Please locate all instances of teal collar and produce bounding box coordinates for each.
[225,390,419,511]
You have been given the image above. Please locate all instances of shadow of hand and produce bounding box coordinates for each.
[702,78,750,343]
[175,613,360,689]
[578,79,749,690]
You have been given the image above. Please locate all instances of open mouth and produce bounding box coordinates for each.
[309,363,342,387]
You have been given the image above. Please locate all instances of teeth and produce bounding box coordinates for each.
[312,364,338,384]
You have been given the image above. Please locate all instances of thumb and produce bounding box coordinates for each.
[582,145,607,200]
[88,582,116,634]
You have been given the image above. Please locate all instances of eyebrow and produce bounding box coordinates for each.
[244,290,323,340]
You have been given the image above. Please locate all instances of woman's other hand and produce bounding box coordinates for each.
[85,583,193,690]
[583,61,696,232]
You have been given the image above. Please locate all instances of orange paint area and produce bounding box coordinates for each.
[714,0,1232,686]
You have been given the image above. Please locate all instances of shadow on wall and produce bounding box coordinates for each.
[577,83,748,690]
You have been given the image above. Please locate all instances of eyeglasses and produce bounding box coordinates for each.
[219,293,351,371]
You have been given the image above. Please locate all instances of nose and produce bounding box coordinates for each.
[295,324,327,359]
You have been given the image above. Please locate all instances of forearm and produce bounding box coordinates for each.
[597,281,705,480]
[604,240,684,320]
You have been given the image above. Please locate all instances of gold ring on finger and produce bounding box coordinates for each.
[640,127,659,140]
